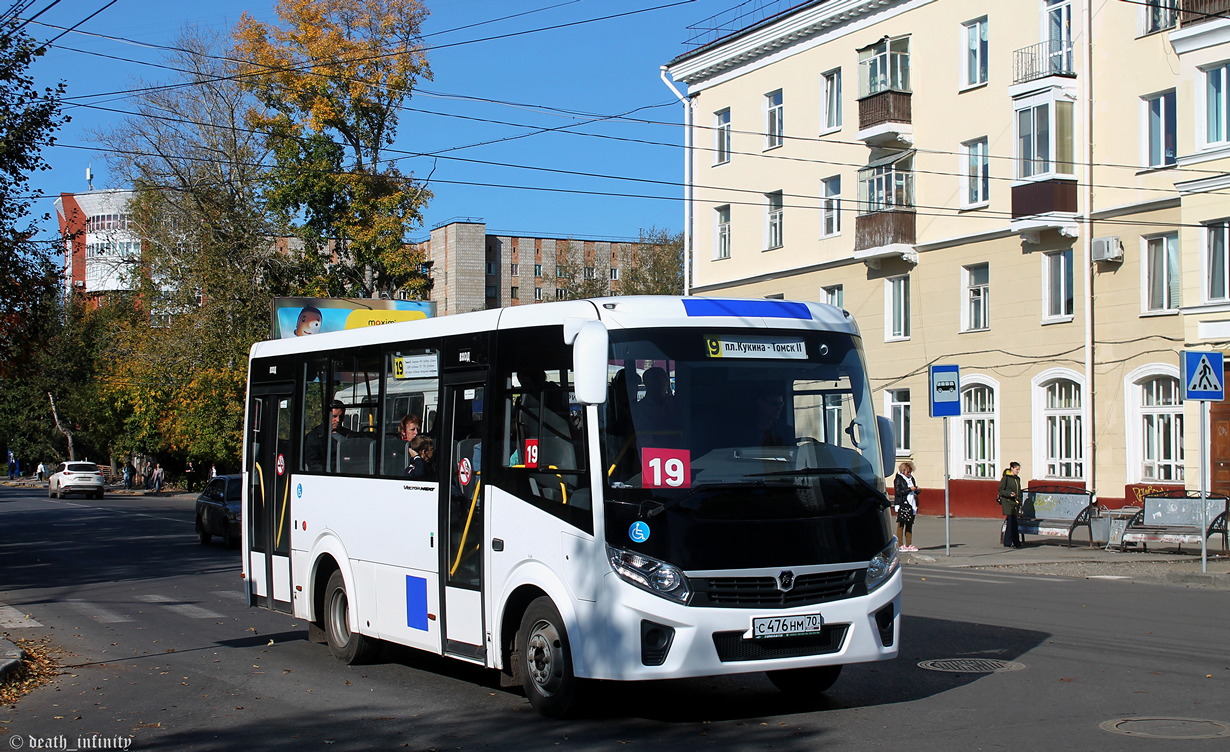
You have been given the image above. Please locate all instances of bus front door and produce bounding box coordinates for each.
[441,377,486,661]
[247,385,295,614]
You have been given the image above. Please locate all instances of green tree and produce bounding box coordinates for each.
[557,239,611,300]
[618,228,685,296]
[0,20,69,371]
[234,0,433,299]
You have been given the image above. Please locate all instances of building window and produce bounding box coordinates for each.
[1206,220,1230,302]
[821,176,841,237]
[821,69,842,130]
[1145,233,1179,312]
[961,384,997,478]
[1144,90,1176,167]
[1044,250,1074,319]
[583,266,595,280]
[485,262,496,275]
[1043,378,1083,479]
[765,90,784,149]
[715,205,731,259]
[556,265,566,278]
[963,17,988,87]
[485,286,496,298]
[887,389,910,454]
[510,263,519,276]
[964,263,990,331]
[534,287,542,301]
[555,289,566,300]
[822,284,843,308]
[609,267,619,281]
[765,191,784,249]
[715,108,731,165]
[1016,96,1074,179]
[1139,375,1183,482]
[859,36,910,96]
[962,137,989,206]
[858,153,914,214]
[1144,0,1178,33]
[534,263,542,277]
[1205,63,1230,147]
[887,275,910,340]
[1046,0,1074,74]
[510,286,518,300]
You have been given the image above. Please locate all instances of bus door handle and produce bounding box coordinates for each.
[492,538,504,552]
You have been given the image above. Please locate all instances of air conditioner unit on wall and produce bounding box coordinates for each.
[1092,236,1124,263]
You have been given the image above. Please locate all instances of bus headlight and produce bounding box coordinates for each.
[865,540,900,592]
[607,545,691,604]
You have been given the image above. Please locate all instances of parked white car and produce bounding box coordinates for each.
[48,461,105,499]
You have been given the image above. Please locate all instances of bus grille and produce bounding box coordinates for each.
[691,570,865,608]
[712,625,848,662]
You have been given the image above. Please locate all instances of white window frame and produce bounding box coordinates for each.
[821,69,842,132]
[1032,368,1085,481]
[858,153,914,214]
[885,389,911,455]
[609,267,619,281]
[859,36,910,96]
[962,17,988,89]
[820,176,841,237]
[1203,62,1230,149]
[957,377,999,479]
[1143,89,1177,168]
[715,205,731,260]
[1143,0,1178,34]
[1043,249,1074,321]
[822,284,844,308]
[1204,220,1230,303]
[510,262,519,276]
[765,191,784,250]
[1015,91,1075,180]
[1124,365,1184,484]
[963,137,990,207]
[1045,0,1074,74]
[765,90,784,150]
[886,274,911,341]
[533,286,543,301]
[1143,232,1179,313]
[963,263,990,331]
[715,108,731,165]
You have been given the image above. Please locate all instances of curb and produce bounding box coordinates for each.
[0,637,25,683]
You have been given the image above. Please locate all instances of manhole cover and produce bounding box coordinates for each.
[1100,718,1230,740]
[917,658,1025,673]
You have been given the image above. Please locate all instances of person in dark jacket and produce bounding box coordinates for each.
[893,461,920,551]
[998,462,1024,549]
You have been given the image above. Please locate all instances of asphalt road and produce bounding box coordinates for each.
[1,484,1228,750]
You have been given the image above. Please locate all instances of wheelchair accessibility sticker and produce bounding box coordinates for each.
[629,521,651,543]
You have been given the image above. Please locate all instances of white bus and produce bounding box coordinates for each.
[242,296,902,717]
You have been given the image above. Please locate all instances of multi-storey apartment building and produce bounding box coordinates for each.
[665,0,1230,514]
[54,188,141,303]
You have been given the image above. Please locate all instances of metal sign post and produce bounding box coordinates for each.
[930,365,960,556]
[1182,351,1224,574]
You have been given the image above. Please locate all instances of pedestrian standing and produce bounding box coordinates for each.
[150,463,165,493]
[122,462,133,490]
[209,463,217,479]
[36,462,46,481]
[893,461,920,551]
[998,462,1024,549]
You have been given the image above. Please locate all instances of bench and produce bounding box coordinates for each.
[1002,485,1102,548]
[1121,491,1229,553]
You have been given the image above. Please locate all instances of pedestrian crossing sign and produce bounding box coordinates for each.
[1182,351,1224,401]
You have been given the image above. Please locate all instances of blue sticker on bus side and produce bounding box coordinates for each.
[406,575,429,631]
[683,299,811,320]
[629,521,651,543]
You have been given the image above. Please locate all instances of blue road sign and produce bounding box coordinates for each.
[930,365,961,417]
[1183,351,1224,401]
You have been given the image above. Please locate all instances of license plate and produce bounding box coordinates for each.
[747,613,823,639]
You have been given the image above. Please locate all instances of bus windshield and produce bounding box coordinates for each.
[601,327,891,569]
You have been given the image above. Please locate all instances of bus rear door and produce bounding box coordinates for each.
[247,383,295,613]
[440,373,487,661]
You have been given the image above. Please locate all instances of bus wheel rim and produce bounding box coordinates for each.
[526,620,560,694]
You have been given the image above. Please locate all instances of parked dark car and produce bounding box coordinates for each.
[196,474,242,548]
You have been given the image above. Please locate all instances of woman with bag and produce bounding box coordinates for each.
[998,462,1024,549]
[893,461,920,551]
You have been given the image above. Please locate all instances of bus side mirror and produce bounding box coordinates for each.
[877,415,895,476]
[572,320,609,405]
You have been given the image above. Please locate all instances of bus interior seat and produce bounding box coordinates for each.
[336,435,375,475]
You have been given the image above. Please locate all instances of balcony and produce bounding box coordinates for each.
[1181,0,1230,26]
[1012,40,1075,86]
[854,209,916,256]
[857,90,913,145]
[1010,179,1079,242]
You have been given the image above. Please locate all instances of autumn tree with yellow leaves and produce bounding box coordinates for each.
[234,0,434,299]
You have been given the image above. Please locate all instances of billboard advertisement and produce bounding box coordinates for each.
[271,297,434,339]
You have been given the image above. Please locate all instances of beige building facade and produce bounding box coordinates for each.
[666,0,1230,515]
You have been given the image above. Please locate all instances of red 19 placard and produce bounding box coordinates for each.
[641,448,691,488]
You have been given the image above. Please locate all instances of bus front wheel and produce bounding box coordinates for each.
[518,597,582,718]
[323,570,377,665]
[767,664,843,694]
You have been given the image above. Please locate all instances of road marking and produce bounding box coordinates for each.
[0,604,44,628]
[65,599,133,623]
[137,594,225,620]
[906,567,1060,584]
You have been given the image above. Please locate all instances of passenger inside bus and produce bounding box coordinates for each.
[407,435,435,479]
[748,384,796,447]
[386,413,422,474]
[304,400,355,471]
[634,366,680,448]
[604,368,640,480]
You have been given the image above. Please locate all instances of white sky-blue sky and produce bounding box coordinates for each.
[20,0,739,243]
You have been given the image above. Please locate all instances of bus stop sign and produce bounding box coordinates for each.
[1183,351,1224,401]
[930,365,961,417]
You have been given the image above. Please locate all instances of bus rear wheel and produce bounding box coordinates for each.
[767,664,843,694]
[323,570,377,665]
[518,597,582,718]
